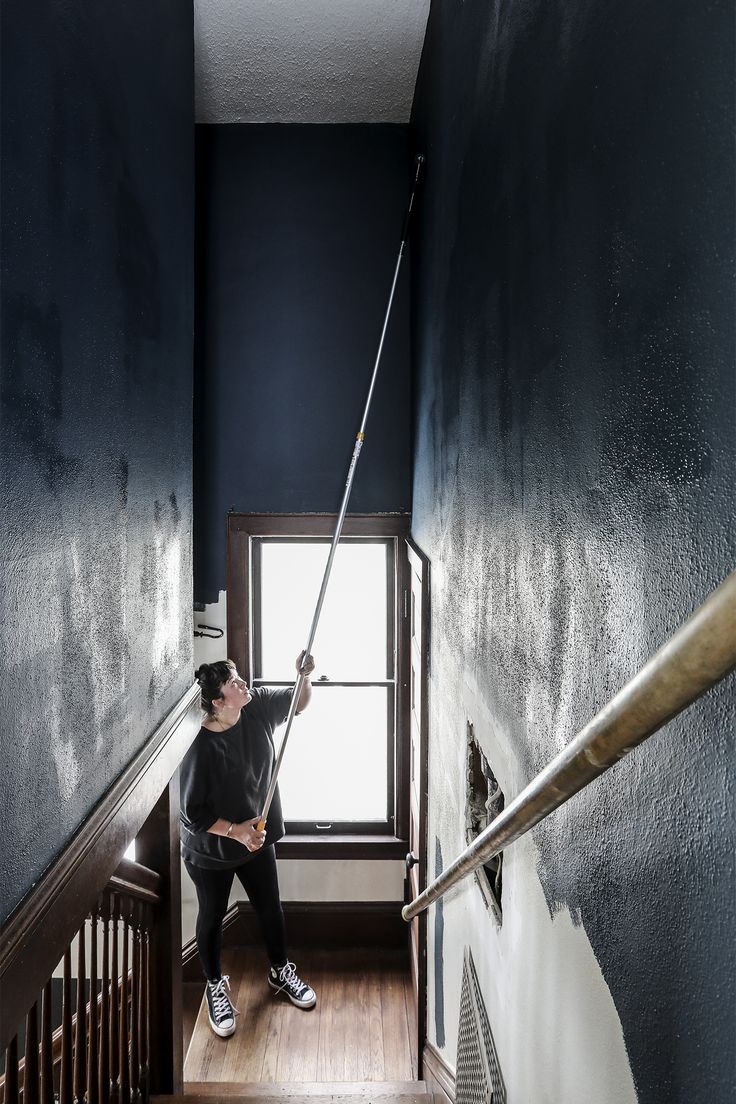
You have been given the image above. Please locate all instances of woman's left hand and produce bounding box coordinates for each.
[232,817,267,852]
[297,651,315,677]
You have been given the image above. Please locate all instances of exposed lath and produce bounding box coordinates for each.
[466,722,504,923]
[456,947,506,1104]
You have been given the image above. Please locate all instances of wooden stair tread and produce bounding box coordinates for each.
[153,1084,430,1104]
[188,1082,427,1095]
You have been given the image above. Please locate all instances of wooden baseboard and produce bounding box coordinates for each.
[182,900,408,981]
[423,1041,455,1104]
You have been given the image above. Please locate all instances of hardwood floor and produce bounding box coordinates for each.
[184,948,417,1084]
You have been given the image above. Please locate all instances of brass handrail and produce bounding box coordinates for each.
[402,570,736,922]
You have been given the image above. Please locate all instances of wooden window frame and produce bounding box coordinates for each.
[227,512,412,860]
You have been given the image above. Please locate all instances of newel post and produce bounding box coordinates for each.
[135,773,183,1095]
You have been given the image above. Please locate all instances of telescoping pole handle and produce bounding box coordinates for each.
[257,154,425,830]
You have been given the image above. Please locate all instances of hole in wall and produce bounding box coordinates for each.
[466,721,504,923]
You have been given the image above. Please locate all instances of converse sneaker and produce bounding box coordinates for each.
[268,960,317,1009]
[206,975,238,1037]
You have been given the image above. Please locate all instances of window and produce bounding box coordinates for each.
[227,513,411,857]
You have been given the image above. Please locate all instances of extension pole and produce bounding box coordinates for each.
[258,154,425,828]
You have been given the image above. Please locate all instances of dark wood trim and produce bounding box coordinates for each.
[226,512,411,683]
[396,536,411,852]
[227,511,412,537]
[0,685,201,1052]
[423,1041,456,1104]
[137,778,184,1096]
[407,537,431,1073]
[182,900,408,982]
[275,834,409,859]
[226,511,413,853]
[108,859,162,906]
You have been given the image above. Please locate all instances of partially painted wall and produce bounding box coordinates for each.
[411,2,734,1102]
[0,0,194,925]
[193,124,412,605]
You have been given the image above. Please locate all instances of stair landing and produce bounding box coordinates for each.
[183,948,416,1084]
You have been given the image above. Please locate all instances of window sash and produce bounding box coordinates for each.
[252,536,396,683]
[253,678,396,834]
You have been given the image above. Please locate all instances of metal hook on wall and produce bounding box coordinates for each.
[194,624,224,639]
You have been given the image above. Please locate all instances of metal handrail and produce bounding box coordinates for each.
[402,570,736,921]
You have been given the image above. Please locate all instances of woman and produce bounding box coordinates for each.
[181,651,317,1038]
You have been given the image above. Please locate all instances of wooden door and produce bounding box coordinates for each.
[405,539,429,1073]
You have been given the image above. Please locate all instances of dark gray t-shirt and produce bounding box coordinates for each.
[180,686,292,869]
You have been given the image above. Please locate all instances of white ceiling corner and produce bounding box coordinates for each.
[193,0,431,124]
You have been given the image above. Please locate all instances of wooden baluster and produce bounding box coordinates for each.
[40,981,54,1104]
[139,906,150,1104]
[73,924,87,1104]
[24,1002,40,1104]
[130,903,141,1104]
[4,1034,19,1104]
[109,896,120,1104]
[119,900,130,1104]
[60,947,74,1104]
[99,895,111,1104]
[88,909,99,1104]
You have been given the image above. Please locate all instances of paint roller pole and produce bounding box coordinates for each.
[258,154,425,829]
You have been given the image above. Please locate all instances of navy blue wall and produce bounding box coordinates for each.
[0,0,194,924]
[194,124,411,605]
[411,0,734,1100]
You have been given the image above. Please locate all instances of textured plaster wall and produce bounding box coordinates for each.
[0,0,194,925]
[194,124,412,604]
[411,1,734,1101]
[194,0,430,123]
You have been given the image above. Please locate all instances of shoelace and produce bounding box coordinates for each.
[277,961,309,996]
[209,974,240,1020]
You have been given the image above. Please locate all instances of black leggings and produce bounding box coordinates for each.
[185,845,287,982]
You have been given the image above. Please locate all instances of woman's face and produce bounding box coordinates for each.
[214,668,252,712]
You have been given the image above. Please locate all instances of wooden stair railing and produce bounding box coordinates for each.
[0,860,160,1104]
[0,684,201,1104]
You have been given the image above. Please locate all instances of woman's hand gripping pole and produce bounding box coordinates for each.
[257,650,315,831]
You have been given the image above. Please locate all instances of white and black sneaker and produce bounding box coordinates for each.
[206,975,238,1037]
[268,960,317,1009]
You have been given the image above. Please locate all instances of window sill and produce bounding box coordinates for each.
[275,834,409,860]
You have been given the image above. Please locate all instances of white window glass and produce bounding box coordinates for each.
[274,685,388,821]
[259,542,388,681]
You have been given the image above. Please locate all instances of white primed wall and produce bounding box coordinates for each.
[425,659,637,1103]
